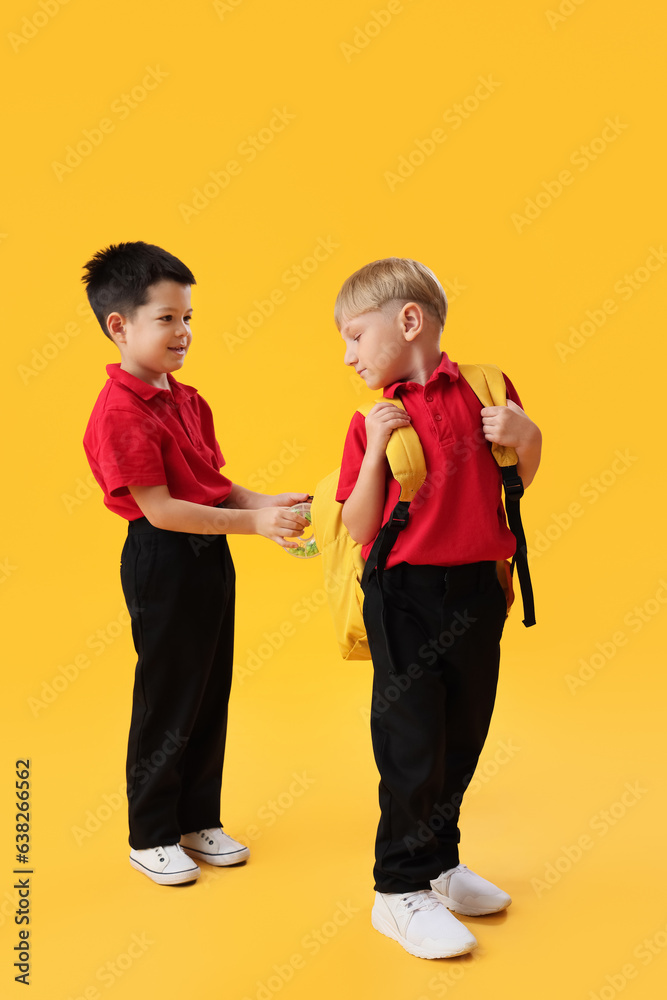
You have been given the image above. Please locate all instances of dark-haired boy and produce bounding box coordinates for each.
[82,241,308,885]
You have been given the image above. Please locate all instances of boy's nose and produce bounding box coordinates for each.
[343,344,357,366]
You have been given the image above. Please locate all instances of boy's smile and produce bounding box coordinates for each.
[108,279,193,389]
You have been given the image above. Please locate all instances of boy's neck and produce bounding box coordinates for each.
[394,346,443,387]
[120,361,172,391]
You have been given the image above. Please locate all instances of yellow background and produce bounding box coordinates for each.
[2,0,665,997]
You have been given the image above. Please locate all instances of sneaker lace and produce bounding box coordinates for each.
[399,890,439,913]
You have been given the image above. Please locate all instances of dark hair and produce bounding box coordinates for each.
[81,241,196,339]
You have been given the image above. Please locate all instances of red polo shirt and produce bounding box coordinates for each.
[83,363,233,520]
[335,352,523,569]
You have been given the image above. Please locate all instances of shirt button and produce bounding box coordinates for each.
[425,395,433,402]
[434,413,442,421]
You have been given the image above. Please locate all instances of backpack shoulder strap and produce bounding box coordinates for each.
[458,363,518,468]
[458,363,536,628]
[356,398,427,671]
[358,398,427,502]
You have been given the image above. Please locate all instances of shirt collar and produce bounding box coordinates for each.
[105,363,198,401]
[383,351,459,398]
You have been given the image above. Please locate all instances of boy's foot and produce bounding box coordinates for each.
[430,864,511,916]
[371,890,477,959]
[179,828,250,866]
[129,844,200,886]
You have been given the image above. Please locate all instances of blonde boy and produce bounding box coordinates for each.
[335,258,541,958]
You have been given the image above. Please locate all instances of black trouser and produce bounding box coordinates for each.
[362,560,507,893]
[119,516,235,850]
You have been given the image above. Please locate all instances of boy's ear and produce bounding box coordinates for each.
[107,312,127,343]
[401,302,424,343]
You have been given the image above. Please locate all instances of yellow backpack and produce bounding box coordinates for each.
[310,364,535,660]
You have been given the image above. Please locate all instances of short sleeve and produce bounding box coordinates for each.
[335,411,368,503]
[502,373,523,410]
[96,408,168,497]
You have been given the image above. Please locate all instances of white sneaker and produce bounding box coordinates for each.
[129,844,201,886]
[371,890,477,959]
[430,864,512,915]
[179,827,250,866]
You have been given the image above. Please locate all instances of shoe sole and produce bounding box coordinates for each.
[431,890,511,916]
[129,857,200,886]
[180,845,250,867]
[371,910,476,959]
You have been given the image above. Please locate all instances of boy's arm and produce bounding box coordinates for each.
[481,399,542,488]
[127,484,308,547]
[222,483,309,510]
[341,402,411,544]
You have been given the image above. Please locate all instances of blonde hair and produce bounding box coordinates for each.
[334,257,448,330]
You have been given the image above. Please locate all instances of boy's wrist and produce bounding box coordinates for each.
[214,505,258,534]
[362,444,388,469]
[514,422,542,455]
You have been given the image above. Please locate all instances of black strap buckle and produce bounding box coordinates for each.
[501,465,524,501]
[387,502,410,531]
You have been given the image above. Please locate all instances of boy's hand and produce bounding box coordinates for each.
[365,401,411,455]
[481,400,542,488]
[481,400,538,448]
[253,506,309,548]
